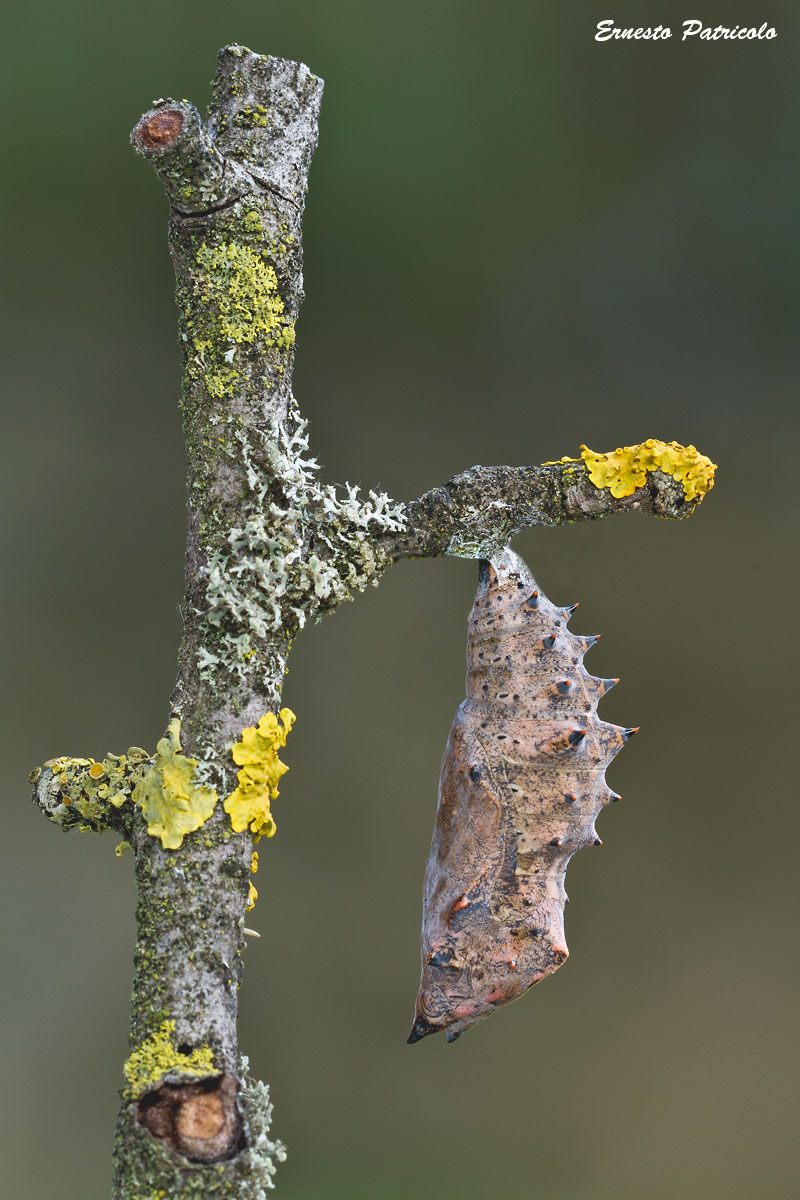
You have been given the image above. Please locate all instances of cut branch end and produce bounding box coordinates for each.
[137,1073,243,1162]
[133,108,185,153]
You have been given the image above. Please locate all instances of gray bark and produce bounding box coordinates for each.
[384,459,699,560]
[30,43,714,1200]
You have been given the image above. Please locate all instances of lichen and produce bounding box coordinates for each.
[131,719,219,850]
[167,199,405,692]
[123,1019,216,1097]
[234,104,269,127]
[189,241,295,397]
[247,851,259,910]
[238,1062,287,1184]
[197,411,406,683]
[40,748,152,833]
[38,727,224,850]
[224,710,295,839]
[580,439,716,501]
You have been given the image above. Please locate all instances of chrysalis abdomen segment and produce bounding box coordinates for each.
[409,549,632,1044]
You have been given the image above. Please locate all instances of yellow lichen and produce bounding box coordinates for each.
[189,240,296,397]
[41,750,150,833]
[234,104,269,127]
[224,709,296,839]
[580,439,716,502]
[243,208,262,233]
[46,756,91,772]
[131,719,218,850]
[123,1019,215,1097]
[246,850,259,911]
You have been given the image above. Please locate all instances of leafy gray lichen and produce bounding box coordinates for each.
[239,1063,287,1191]
[197,409,405,684]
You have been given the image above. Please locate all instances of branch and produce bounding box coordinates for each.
[383,443,715,560]
[130,48,326,765]
[34,46,327,1198]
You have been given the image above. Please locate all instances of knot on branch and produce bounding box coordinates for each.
[138,1072,243,1163]
[113,1065,286,1196]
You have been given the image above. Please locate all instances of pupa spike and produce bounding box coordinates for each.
[623,726,640,741]
[407,1016,439,1044]
[568,729,586,747]
[564,602,580,617]
[599,677,620,693]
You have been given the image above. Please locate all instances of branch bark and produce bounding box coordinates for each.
[30,43,715,1200]
[36,46,329,1198]
[384,458,699,560]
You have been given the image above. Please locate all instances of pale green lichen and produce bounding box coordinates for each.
[224,709,296,839]
[197,412,406,683]
[239,1063,287,1184]
[580,439,717,502]
[123,1019,216,1097]
[131,719,218,850]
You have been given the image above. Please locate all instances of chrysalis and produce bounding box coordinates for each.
[408,548,635,1043]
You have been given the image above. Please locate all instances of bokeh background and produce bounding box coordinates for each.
[2,2,798,1197]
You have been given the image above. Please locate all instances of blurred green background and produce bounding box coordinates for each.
[2,1,798,1197]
